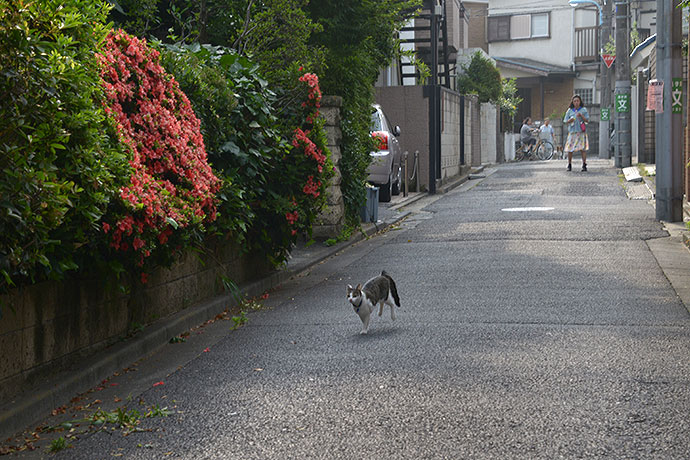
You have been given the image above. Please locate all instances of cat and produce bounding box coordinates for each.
[346,270,400,334]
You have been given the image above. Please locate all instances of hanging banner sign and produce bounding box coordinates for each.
[672,78,683,114]
[601,54,615,68]
[646,80,664,112]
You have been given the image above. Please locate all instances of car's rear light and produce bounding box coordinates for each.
[371,131,388,150]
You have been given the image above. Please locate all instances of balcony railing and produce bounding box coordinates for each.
[574,26,598,63]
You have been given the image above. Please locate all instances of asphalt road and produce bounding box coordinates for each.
[48,159,690,459]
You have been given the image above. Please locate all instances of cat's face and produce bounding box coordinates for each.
[346,284,362,306]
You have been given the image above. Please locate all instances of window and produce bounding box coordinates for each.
[577,88,593,106]
[487,15,510,42]
[531,13,549,38]
[510,15,530,39]
[488,12,550,42]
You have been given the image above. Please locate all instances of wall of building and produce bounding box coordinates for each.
[465,2,488,52]
[488,0,574,68]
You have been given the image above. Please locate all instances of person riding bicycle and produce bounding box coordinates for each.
[520,117,537,153]
[539,118,555,145]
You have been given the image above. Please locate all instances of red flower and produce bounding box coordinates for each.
[97,30,221,266]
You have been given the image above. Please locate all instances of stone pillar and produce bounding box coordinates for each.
[312,95,345,238]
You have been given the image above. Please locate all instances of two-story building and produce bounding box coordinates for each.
[486,0,600,133]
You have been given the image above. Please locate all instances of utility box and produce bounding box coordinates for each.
[360,186,379,223]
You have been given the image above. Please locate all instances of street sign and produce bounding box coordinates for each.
[601,54,615,68]
[601,108,610,121]
[672,78,683,114]
[615,93,630,113]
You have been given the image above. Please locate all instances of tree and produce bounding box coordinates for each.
[456,51,502,103]
[306,0,421,223]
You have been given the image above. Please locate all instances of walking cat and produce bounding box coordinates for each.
[346,270,400,334]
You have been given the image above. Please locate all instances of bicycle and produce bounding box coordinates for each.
[515,130,554,161]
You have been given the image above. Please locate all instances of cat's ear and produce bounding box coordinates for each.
[346,284,352,293]
[356,284,362,290]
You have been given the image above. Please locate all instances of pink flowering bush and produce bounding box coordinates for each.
[252,70,333,263]
[96,30,221,276]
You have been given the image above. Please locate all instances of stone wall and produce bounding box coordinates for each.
[313,96,345,238]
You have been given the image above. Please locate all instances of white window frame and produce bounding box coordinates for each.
[531,13,549,38]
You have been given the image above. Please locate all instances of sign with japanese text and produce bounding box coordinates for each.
[601,108,610,121]
[647,80,664,112]
[672,78,683,114]
[615,93,630,113]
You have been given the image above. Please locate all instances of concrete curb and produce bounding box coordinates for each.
[0,200,418,441]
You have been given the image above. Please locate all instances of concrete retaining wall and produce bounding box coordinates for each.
[0,240,271,405]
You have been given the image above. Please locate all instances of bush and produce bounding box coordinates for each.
[0,0,130,291]
[159,43,332,264]
[96,30,221,278]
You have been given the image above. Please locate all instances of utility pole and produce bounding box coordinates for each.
[427,1,441,194]
[598,0,613,159]
[613,0,631,168]
[655,0,683,222]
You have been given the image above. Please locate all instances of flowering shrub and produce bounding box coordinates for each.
[97,30,221,275]
[159,44,332,265]
[251,70,333,263]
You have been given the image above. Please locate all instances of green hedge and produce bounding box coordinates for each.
[0,0,130,289]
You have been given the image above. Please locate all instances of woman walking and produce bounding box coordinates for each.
[563,94,589,171]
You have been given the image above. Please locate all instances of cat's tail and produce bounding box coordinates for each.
[381,271,400,307]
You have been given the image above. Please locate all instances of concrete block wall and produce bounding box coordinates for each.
[480,102,498,164]
[441,89,463,181]
[464,96,474,167]
[469,95,482,167]
[0,239,270,405]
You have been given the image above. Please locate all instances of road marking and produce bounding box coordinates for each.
[501,207,554,212]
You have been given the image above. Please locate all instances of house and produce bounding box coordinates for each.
[486,0,600,137]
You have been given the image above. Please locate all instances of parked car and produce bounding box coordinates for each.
[368,104,402,202]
